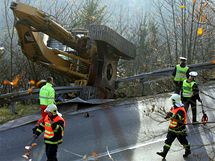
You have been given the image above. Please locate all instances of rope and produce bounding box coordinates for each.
[106,146,115,161]
[62,148,83,157]
[186,121,215,125]
[158,116,214,126]
[200,90,215,100]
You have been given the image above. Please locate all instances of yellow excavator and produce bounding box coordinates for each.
[10,2,136,98]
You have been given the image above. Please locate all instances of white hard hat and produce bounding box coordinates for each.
[170,94,184,107]
[179,56,187,60]
[45,104,62,116]
[170,94,181,104]
[189,71,198,77]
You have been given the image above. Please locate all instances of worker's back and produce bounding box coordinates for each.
[39,82,55,106]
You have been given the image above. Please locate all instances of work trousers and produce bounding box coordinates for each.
[174,81,183,94]
[182,97,197,122]
[46,144,58,161]
[165,130,189,150]
[36,105,47,126]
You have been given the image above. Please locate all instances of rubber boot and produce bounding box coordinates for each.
[183,149,191,157]
[192,113,197,123]
[183,145,191,157]
[192,105,197,123]
[157,146,169,159]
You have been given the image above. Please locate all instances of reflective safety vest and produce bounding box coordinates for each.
[174,64,189,82]
[169,107,187,128]
[39,83,55,106]
[182,80,196,98]
[44,115,65,144]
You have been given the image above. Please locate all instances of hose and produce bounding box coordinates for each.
[200,90,215,100]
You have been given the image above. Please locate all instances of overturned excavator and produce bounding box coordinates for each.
[10,2,136,98]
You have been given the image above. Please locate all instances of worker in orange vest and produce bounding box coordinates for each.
[157,94,191,159]
[34,104,65,161]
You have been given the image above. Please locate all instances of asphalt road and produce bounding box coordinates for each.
[0,86,215,161]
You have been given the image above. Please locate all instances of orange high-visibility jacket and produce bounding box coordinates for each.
[169,107,187,129]
[43,115,65,144]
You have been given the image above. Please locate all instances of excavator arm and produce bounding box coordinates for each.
[11,2,90,80]
[10,2,83,52]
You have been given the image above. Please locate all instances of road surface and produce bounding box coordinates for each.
[0,86,215,161]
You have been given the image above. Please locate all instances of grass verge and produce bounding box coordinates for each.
[0,103,40,124]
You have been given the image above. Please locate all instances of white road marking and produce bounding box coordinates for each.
[61,148,85,158]
[73,138,166,161]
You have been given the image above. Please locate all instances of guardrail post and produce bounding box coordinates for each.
[9,101,17,114]
[140,78,146,96]
[80,86,96,99]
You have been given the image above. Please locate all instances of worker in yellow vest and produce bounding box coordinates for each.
[172,57,190,94]
[33,76,55,134]
[34,104,65,161]
[182,71,202,123]
[157,94,191,159]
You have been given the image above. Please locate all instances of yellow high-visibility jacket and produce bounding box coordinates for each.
[39,83,55,105]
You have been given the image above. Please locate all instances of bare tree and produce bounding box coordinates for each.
[3,0,16,82]
[158,1,173,64]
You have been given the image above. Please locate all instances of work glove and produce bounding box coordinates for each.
[198,98,202,103]
[32,126,38,134]
[164,112,172,119]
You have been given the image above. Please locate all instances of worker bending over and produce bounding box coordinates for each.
[157,94,191,159]
[34,104,65,161]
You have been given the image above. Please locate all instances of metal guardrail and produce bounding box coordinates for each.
[117,62,215,83]
[0,86,83,105]
[1,62,214,105]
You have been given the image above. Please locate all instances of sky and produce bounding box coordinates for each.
[0,0,155,48]
[104,0,152,11]
[0,0,154,33]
